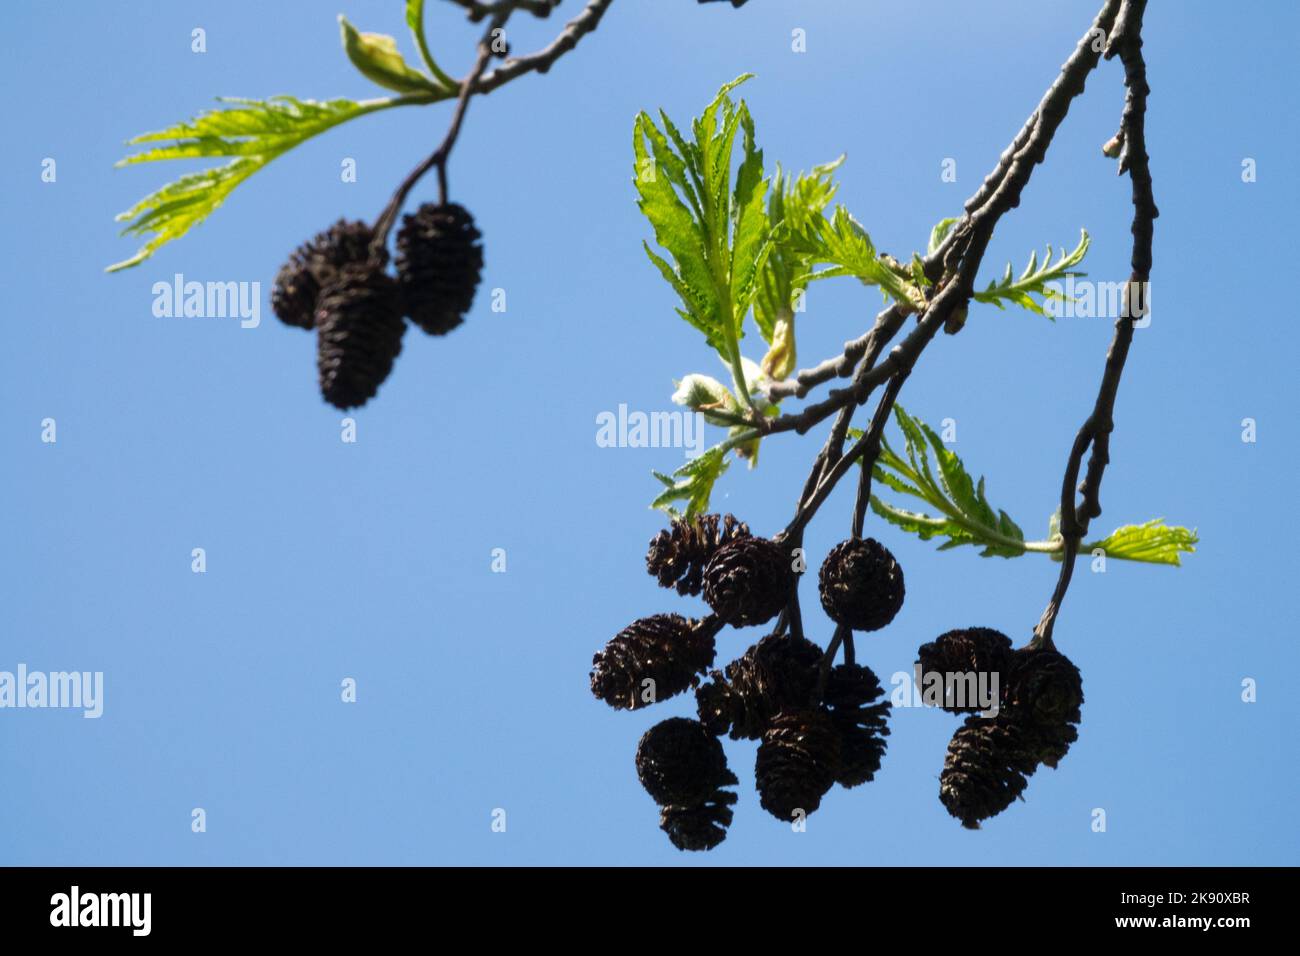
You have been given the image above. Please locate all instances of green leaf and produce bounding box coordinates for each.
[870,464,926,501]
[870,496,956,541]
[910,253,929,288]
[110,95,425,271]
[869,405,1028,558]
[974,228,1090,317]
[870,406,1197,566]
[927,216,959,256]
[729,107,772,341]
[1085,520,1199,566]
[891,406,938,491]
[633,75,774,411]
[339,15,441,95]
[405,0,457,90]
[919,418,993,526]
[754,156,843,344]
[802,206,927,313]
[111,159,264,272]
[635,114,722,348]
[650,445,732,519]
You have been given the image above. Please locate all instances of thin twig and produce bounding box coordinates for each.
[1033,0,1154,648]
[785,585,805,643]
[789,373,907,538]
[371,13,507,250]
[851,450,872,540]
[370,0,617,251]
[818,624,850,696]
[473,0,616,94]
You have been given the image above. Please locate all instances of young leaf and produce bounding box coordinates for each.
[110,94,437,271]
[650,445,732,519]
[754,157,844,344]
[404,0,457,90]
[672,373,744,427]
[760,311,796,381]
[633,75,773,411]
[869,419,1027,559]
[927,216,960,256]
[867,406,1197,565]
[974,228,1090,317]
[634,114,720,343]
[802,206,927,313]
[339,15,442,95]
[1084,519,1199,566]
[729,109,772,346]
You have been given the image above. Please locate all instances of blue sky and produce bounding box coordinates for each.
[1,0,1296,865]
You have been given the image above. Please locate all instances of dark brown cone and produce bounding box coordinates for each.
[395,202,483,335]
[635,717,729,807]
[702,536,795,627]
[824,663,891,788]
[818,537,905,632]
[590,614,718,711]
[695,633,822,739]
[1004,647,1084,768]
[659,769,738,851]
[646,513,750,597]
[272,220,376,330]
[916,627,1014,714]
[939,713,1042,829]
[315,263,405,409]
[755,708,842,821]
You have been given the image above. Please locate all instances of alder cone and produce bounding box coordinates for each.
[395,202,484,336]
[272,219,376,330]
[646,513,750,597]
[315,263,405,409]
[589,614,717,711]
[755,708,842,821]
[824,663,891,788]
[636,717,730,807]
[695,633,822,739]
[916,627,1014,714]
[702,536,795,627]
[1004,647,1084,768]
[939,713,1042,829]
[659,771,739,851]
[818,537,905,632]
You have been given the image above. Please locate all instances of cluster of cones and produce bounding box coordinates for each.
[590,514,904,850]
[592,515,1088,847]
[919,627,1084,829]
[271,203,483,409]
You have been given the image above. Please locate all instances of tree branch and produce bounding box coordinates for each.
[765,0,1121,440]
[372,0,618,250]
[372,11,510,249]
[776,0,1124,677]
[1034,0,1154,648]
[472,0,616,94]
